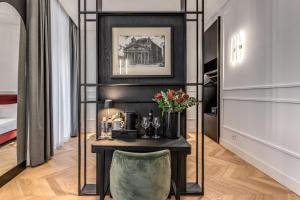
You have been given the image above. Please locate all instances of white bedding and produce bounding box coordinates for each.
[0,104,17,118]
[0,118,17,134]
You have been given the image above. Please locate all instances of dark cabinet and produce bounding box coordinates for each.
[204,114,218,142]
[203,17,220,143]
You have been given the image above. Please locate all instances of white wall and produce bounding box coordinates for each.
[204,0,228,26]
[0,3,20,94]
[81,0,203,133]
[59,0,78,25]
[207,0,300,195]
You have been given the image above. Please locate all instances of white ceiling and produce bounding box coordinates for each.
[58,0,229,28]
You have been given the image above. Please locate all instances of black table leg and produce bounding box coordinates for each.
[176,152,181,200]
[99,151,106,200]
[96,154,100,195]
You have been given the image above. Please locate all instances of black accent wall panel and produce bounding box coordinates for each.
[97,14,187,138]
[98,85,183,103]
[98,14,186,84]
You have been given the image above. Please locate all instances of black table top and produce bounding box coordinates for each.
[91,136,191,154]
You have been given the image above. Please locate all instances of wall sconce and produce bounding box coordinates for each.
[231,35,237,65]
[230,31,245,66]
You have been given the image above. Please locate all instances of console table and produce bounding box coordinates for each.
[91,136,191,200]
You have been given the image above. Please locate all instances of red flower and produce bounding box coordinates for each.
[183,94,189,100]
[176,98,184,103]
[169,89,176,95]
[168,90,175,101]
[154,92,163,100]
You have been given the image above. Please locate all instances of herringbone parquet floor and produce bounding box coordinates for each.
[0,133,299,200]
[0,141,17,176]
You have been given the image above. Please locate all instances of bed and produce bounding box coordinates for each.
[0,119,17,145]
[0,94,17,145]
[0,94,17,105]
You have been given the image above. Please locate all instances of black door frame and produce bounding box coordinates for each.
[0,0,27,187]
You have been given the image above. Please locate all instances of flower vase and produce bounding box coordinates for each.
[163,112,181,139]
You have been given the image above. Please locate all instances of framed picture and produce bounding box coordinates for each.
[112,27,172,77]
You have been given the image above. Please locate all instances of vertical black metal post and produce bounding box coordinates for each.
[181,0,186,12]
[78,0,82,195]
[83,0,87,186]
[96,0,103,140]
[201,0,205,194]
[196,0,199,185]
[96,0,99,140]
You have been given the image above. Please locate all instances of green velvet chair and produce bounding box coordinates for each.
[110,150,171,200]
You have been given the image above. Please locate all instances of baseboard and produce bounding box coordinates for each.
[220,138,300,196]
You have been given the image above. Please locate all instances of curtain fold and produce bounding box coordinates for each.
[17,20,27,164]
[51,0,71,148]
[27,0,53,166]
[69,19,79,137]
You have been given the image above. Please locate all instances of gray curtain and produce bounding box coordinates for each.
[17,19,27,164]
[27,0,53,166]
[69,19,79,137]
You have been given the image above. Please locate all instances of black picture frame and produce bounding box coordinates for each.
[98,14,186,81]
[110,26,174,78]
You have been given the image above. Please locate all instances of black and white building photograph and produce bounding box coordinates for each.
[112,27,172,77]
[119,35,165,67]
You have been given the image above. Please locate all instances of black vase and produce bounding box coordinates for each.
[163,112,181,139]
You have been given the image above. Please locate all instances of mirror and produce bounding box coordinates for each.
[0,2,26,177]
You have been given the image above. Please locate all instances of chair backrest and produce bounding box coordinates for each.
[110,150,171,200]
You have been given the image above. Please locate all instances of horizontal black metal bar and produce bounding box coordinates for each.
[80,83,204,87]
[183,183,203,195]
[81,182,203,196]
[84,18,197,22]
[80,184,97,196]
[185,11,204,14]
[81,101,156,104]
[80,101,99,104]
[81,100,203,104]
[79,11,203,15]
[186,19,198,22]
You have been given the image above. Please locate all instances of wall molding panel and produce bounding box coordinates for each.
[223,97,300,104]
[223,83,300,91]
[217,0,300,195]
[220,138,300,196]
[223,125,300,159]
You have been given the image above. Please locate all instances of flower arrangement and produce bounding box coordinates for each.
[153,89,197,114]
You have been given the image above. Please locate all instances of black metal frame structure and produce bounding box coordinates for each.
[78,0,205,196]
